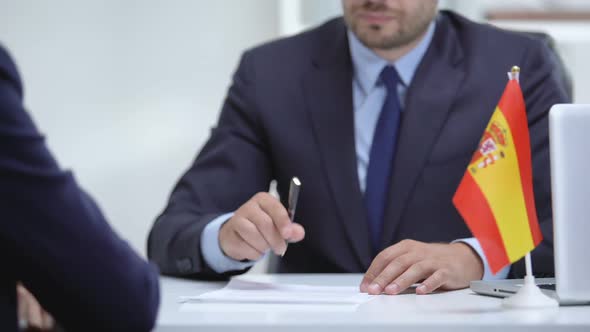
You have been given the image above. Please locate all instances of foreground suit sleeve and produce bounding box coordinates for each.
[148,50,272,279]
[0,46,159,331]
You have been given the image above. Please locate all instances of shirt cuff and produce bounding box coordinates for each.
[453,237,510,280]
[201,212,257,273]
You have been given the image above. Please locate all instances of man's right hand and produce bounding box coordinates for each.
[219,192,305,261]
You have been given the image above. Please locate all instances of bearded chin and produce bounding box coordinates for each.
[357,28,408,50]
[361,21,433,50]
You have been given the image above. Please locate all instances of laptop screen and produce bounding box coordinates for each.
[549,103,590,302]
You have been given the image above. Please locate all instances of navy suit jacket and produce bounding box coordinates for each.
[148,11,570,279]
[0,46,159,331]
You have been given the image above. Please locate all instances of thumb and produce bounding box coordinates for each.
[286,223,305,243]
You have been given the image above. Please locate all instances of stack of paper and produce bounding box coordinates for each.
[179,278,374,305]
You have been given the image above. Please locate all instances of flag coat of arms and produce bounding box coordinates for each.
[453,68,543,274]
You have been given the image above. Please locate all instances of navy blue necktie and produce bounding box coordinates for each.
[365,65,402,253]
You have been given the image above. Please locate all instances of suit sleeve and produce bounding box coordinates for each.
[510,39,571,278]
[0,46,160,331]
[147,50,273,279]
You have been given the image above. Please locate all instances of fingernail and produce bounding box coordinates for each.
[385,283,400,295]
[416,285,428,294]
[360,282,369,292]
[368,283,382,294]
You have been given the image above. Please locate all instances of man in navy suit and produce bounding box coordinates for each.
[0,45,160,330]
[148,0,569,295]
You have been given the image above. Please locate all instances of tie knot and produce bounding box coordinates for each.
[380,65,400,93]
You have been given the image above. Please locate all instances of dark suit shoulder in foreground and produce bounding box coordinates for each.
[0,45,160,331]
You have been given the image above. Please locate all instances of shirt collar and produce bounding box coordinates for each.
[348,21,436,94]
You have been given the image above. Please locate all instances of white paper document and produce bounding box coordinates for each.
[179,278,375,305]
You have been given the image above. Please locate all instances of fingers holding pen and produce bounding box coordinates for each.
[220,192,305,260]
[256,192,305,243]
[257,193,292,236]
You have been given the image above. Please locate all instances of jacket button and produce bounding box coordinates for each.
[176,258,193,273]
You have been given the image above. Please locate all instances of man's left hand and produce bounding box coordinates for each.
[360,240,484,295]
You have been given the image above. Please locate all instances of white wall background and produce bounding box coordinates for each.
[0,0,279,258]
[1,0,589,268]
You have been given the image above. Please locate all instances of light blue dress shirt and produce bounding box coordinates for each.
[201,22,510,280]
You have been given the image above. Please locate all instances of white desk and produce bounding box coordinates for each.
[155,274,590,331]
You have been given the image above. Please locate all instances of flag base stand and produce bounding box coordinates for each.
[502,275,558,309]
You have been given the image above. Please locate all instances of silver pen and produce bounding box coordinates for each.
[283,177,301,256]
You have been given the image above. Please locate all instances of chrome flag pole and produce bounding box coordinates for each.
[502,67,557,309]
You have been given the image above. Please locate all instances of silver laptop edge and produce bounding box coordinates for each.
[470,104,590,305]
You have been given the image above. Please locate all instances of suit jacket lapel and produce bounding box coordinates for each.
[303,19,372,269]
[380,15,466,250]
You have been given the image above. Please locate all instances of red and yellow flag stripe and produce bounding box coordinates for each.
[453,78,542,274]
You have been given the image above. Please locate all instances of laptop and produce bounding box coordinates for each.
[470,104,590,305]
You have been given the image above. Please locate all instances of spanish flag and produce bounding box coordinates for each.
[453,67,542,274]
